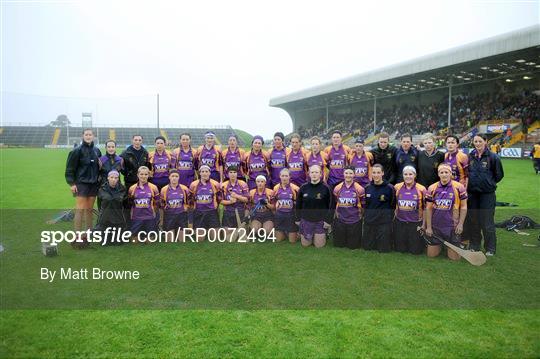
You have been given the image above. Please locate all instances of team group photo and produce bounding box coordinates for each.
[2,1,540,357]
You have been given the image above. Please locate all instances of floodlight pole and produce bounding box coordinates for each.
[157,93,160,136]
[326,103,329,132]
[373,97,377,133]
[447,80,452,130]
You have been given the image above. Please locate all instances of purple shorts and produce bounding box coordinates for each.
[299,219,325,241]
[251,210,273,224]
[130,218,158,234]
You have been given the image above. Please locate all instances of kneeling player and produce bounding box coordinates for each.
[363,164,395,252]
[221,166,249,241]
[249,175,274,235]
[128,166,160,243]
[189,165,222,241]
[160,169,190,242]
[424,163,468,260]
[296,165,333,248]
[393,166,426,254]
[333,166,365,249]
[271,168,299,243]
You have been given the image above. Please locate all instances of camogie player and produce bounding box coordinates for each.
[286,133,309,187]
[424,163,468,260]
[160,169,190,242]
[171,133,198,187]
[393,166,426,255]
[128,166,160,242]
[189,165,222,240]
[363,164,396,252]
[444,135,469,187]
[306,136,327,182]
[271,168,300,243]
[267,132,288,187]
[149,136,173,191]
[197,131,222,182]
[324,131,351,189]
[348,138,373,188]
[245,135,269,190]
[222,134,246,181]
[221,166,250,239]
[295,165,334,248]
[332,166,365,249]
[249,175,274,234]
[65,128,102,241]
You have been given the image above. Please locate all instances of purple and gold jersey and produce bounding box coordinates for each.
[171,147,197,187]
[444,150,469,187]
[197,145,222,175]
[222,147,246,179]
[189,179,221,211]
[333,181,365,224]
[287,148,308,186]
[426,180,467,230]
[348,151,373,187]
[394,182,426,223]
[221,179,249,212]
[307,151,327,181]
[128,182,160,220]
[160,183,190,214]
[268,147,287,185]
[245,150,269,182]
[249,188,273,213]
[149,150,173,179]
[271,183,299,214]
[324,144,351,186]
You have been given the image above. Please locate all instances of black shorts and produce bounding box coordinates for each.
[75,183,99,197]
[274,212,298,233]
[193,209,220,230]
[332,219,362,249]
[362,222,392,252]
[163,212,189,231]
[251,211,273,224]
[222,210,246,228]
[393,220,424,254]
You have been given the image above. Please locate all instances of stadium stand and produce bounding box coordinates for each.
[0,126,243,148]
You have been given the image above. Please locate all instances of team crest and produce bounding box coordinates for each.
[316,193,321,199]
[379,194,385,201]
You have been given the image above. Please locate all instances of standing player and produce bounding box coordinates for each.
[249,175,274,234]
[394,166,426,254]
[306,136,327,182]
[197,131,222,182]
[189,165,222,241]
[348,138,373,188]
[424,163,468,261]
[149,136,173,191]
[245,135,269,190]
[332,166,365,249]
[271,168,300,243]
[287,133,308,187]
[121,134,150,190]
[417,133,445,187]
[128,166,160,243]
[295,165,334,248]
[267,132,288,187]
[371,132,398,184]
[363,164,396,252]
[444,135,469,188]
[160,169,190,242]
[324,131,350,189]
[467,134,504,256]
[65,128,102,243]
[222,134,246,181]
[221,166,249,240]
[395,133,418,183]
[171,133,198,187]
[97,139,123,210]
[530,140,540,174]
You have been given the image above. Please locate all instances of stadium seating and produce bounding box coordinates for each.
[0,126,243,148]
